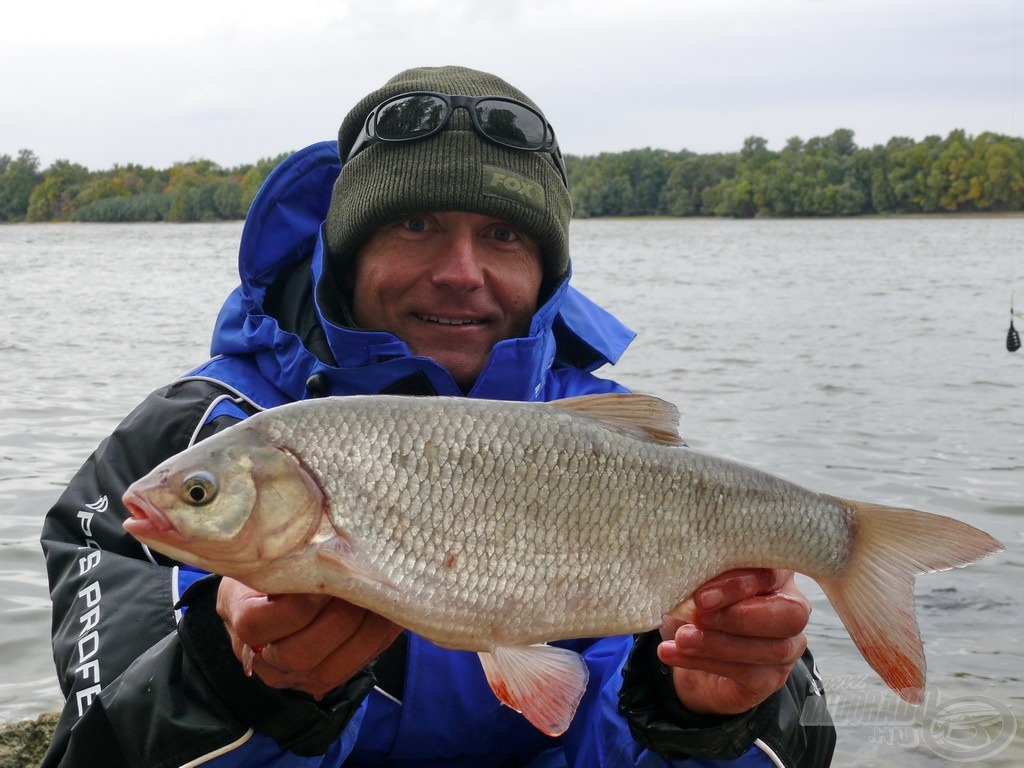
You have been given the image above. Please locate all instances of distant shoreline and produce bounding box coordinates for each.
[4,210,1024,226]
[5,130,1023,221]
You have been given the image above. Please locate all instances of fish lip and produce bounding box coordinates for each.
[122,490,173,532]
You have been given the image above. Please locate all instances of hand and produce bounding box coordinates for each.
[217,577,403,700]
[657,568,811,715]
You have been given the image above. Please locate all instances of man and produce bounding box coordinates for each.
[41,66,835,766]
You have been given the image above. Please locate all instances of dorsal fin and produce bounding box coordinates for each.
[550,393,685,446]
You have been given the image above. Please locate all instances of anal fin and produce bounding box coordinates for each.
[478,644,589,737]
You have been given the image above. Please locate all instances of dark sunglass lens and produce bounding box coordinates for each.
[375,94,448,140]
[474,100,546,149]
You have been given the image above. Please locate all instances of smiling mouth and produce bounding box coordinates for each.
[416,313,484,326]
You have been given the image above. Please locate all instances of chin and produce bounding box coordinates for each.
[450,371,482,390]
[447,365,484,390]
[425,354,485,389]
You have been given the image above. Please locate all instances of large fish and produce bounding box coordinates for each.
[122,393,1003,736]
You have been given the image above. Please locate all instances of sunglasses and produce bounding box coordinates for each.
[345,91,568,187]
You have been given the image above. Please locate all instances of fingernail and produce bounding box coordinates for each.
[676,626,702,648]
[697,588,723,610]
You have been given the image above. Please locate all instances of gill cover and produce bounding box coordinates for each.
[125,425,326,568]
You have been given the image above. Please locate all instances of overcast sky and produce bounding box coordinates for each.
[3,0,1021,171]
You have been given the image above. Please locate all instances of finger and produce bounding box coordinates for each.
[231,592,333,646]
[661,625,808,667]
[254,611,402,698]
[668,663,785,715]
[260,599,378,673]
[691,592,811,638]
[692,568,792,612]
[662,653,794,708]
[317,611,404,676]
[658,632,803,709]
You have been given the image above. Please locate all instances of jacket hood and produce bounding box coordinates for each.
[210,141,634,402]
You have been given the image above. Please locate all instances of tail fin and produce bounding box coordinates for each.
[817,499,1003,703]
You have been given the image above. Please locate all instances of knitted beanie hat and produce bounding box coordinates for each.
[323,66,571,288]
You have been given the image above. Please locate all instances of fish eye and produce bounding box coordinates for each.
[181,471,218,506]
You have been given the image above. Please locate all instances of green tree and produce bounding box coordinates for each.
[978,137,1024,209]
[166,188,200,222]
[26,159,90,221]
[661,156,708,216]
[75,193,171,222]
[75,175,133,209]
[661,153,737,216]
[929,130,971,211]
[755,138,803,216]
[0,149,43,221]
[740,136,774,171]
[708,176,758,218]
[620,148,675,215]
[239,152,290,209]
[574,172,634,217]
[211,179,245,219]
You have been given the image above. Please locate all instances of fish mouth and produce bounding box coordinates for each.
[414,313,485,327]
[122,490,173,534]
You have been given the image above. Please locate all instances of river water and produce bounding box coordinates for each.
[1,218,1021,766]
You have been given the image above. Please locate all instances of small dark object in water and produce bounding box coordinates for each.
[1008,318,1021,353]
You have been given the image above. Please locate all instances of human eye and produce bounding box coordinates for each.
[489,224,521,243]
[402,216,429,233]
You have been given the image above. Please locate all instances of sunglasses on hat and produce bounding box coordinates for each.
[344,91,568,188]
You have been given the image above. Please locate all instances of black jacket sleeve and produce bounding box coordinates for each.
[47,576,375,768]
[42,380,218,716]
[618,630,837,767]
[39,378,373,767]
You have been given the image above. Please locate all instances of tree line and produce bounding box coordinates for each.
[567,129,1024,217]
[2,128,1022,223]
[0,151,290,223]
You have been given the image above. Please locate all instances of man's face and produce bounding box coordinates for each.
[351,211,544,388]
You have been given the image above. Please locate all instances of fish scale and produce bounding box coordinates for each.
[123,392,1004,737]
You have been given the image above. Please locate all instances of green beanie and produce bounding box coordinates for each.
[323,66,572,290]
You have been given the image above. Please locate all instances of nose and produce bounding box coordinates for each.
[430,232,485,292]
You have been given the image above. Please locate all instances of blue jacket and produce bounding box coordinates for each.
[40,143,834,768]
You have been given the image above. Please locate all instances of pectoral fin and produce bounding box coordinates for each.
[316,538,398,590]
[477,644,589,737]
[664,596,696,624]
